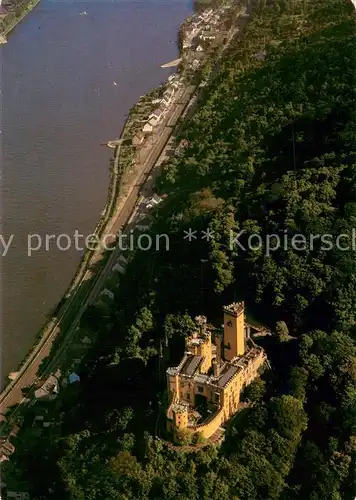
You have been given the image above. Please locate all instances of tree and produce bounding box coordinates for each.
[241,378,266,403]
[275,321,290,343]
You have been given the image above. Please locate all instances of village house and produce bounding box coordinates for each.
[142,122,153,134]
[161,96,171,107]
[147,115,159,126]
[112,254,128,273]
[166,302,267,442]
[132,132,145,146]
[0,437,15,463]
[171,80,181,90]
[112,262,125,274]
[195,45,204,52]
[148,105,165,125]
[0,0,8,17]
[118,255,128,266]
[136,216,152,231]
[163,87,175,101]
[146,194,163,209]
[157,104,167,117]
[34,370,61,401]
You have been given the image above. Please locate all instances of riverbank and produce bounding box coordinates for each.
[0,0,40,41]
[0,7,188,388]
[0,0,241,421]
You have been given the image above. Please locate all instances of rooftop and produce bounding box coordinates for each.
[181,355,202,376]
[217,364,240,388]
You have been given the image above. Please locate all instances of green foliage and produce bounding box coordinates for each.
[241,378,265,404]
[275,321,290,342]
[192,431,206,445]
[163,313,196,340]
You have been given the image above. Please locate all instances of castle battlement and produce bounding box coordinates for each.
[223,301,244,317]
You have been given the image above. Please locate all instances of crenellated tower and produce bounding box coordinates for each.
[223,302,245,360]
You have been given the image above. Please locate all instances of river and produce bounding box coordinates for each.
[0,0,192,379]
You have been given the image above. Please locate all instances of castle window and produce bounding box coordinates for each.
[227,321,233,327]
[198,386,204,393]
[186,393,190,400]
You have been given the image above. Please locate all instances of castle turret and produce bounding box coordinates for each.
[212,359,220,378]
[223,302,245,360]
[172,405,188,431]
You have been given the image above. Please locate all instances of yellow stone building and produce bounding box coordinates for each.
[166,302,266,442]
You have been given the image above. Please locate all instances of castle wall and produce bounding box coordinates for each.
[190,406,225,439]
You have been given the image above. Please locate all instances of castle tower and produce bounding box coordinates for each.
[223,302,245,361]
[172,406,188,431]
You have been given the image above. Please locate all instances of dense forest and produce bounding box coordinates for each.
[4,0,356,499]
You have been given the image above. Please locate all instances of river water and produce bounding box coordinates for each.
[0,0,192,379]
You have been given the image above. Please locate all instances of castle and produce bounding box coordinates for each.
[166,302,266,442]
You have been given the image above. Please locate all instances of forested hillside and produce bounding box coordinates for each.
[5,1,356,499]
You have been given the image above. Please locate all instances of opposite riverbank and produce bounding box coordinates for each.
[0,0,40,42]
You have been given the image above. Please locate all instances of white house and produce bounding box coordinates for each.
[196,45,204,52]
[164,87,175,101]
[148,115,159,125]
[143,122,153,134]
[146,194,162,209]
[148,106,165,125]
[34,373,60,400]
[161,97,171,107]
[171,81,180,90]
[157,105,166,117]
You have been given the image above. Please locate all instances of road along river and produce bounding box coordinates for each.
[0,0,192,379]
